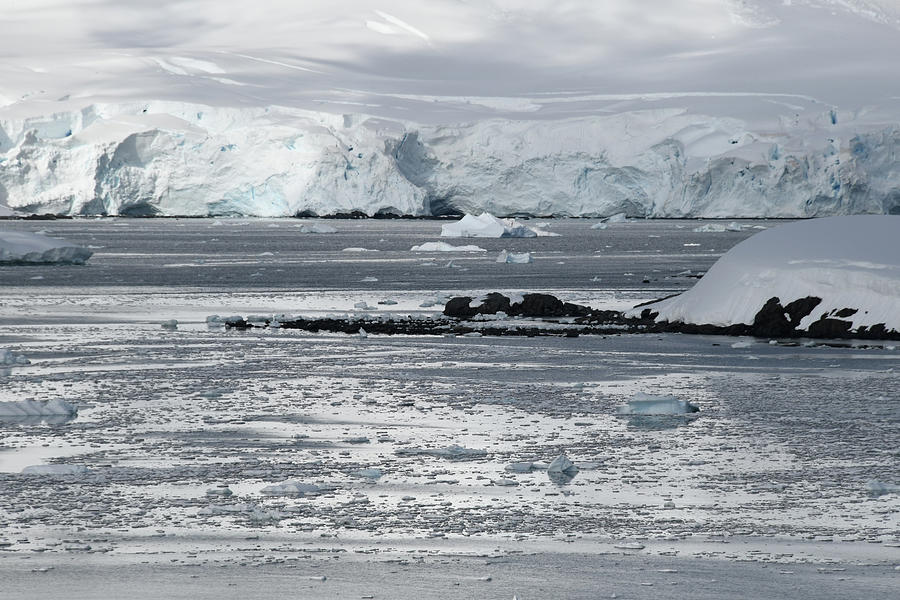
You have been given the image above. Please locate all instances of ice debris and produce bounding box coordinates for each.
[260,481,324,496]
[866,481,900,497]
[547,454,579,474]
[296,222,337,234]
[411,241,486,252]
[617,393,699,415]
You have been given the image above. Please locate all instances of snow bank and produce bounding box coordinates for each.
[410,241,486,252]
[0,399,78,417]
[631,216,900,336]
[617,393,699,415]
[0,231,93,264]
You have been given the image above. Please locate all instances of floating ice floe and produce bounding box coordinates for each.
[590,222,608,230]
[866,480,900,497]
[440,213,557,238]
[0,348,29,366]
[505,462,535,473]
[351,468,382,479]
[410,241,486,252]
[160,319,178,330]
[496,250,533,264]
[0,230,93,264]
[21,464,88,476]
[547,454,579,474]
[0,399,77,418]
[296,222,337,234]
[617,393,699,415]
[605,212,628,224]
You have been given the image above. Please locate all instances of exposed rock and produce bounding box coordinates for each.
[751,297,794,337]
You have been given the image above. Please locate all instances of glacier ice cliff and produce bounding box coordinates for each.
[1,101,900,218]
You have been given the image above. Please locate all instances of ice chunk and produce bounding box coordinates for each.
[22,464,88,476]
[0,348,29,366]
[617,393,699,415]
[260,481,323,496]
[605,212,628,224]
[0,231,93,264]
[547,454,578,474]
[496,250,533,264]
[160,319,178,330]
[410,241,486,252]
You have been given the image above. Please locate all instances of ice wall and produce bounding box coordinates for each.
[1,101,899,218]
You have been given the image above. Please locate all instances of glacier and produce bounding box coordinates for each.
[2,101,900,218]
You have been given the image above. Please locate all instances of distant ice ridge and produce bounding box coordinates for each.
[0,230,93,264]
[3,102,900,218]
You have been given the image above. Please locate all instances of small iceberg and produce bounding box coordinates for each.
[260,481,324,496]
[617,393,699,415]
[496,250,533,264]
[411,241,486,252]
[440,213,557,238]
[0,230,93,264]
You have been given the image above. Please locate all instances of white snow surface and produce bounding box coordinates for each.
[0,230,93,264]
[2,1,900,217]
[631,216,900,332]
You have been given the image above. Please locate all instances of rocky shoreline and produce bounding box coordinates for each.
[222,292,900,342]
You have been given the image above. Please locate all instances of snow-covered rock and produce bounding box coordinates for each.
[631,216,900,336]
[410,241,486,252]
[0,230,93,264]
[617,393,700,415]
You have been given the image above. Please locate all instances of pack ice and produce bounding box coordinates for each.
[632,216,900,336]
[0,230,93,264]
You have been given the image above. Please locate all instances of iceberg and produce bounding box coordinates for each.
[440,213,538,238]
[0,231,93,264]
[21,464,88,476]
[631,216,900,336]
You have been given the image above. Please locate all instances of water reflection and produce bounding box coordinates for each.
[623,415,699,430]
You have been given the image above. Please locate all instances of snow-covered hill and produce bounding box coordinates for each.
[1,1,899,217]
